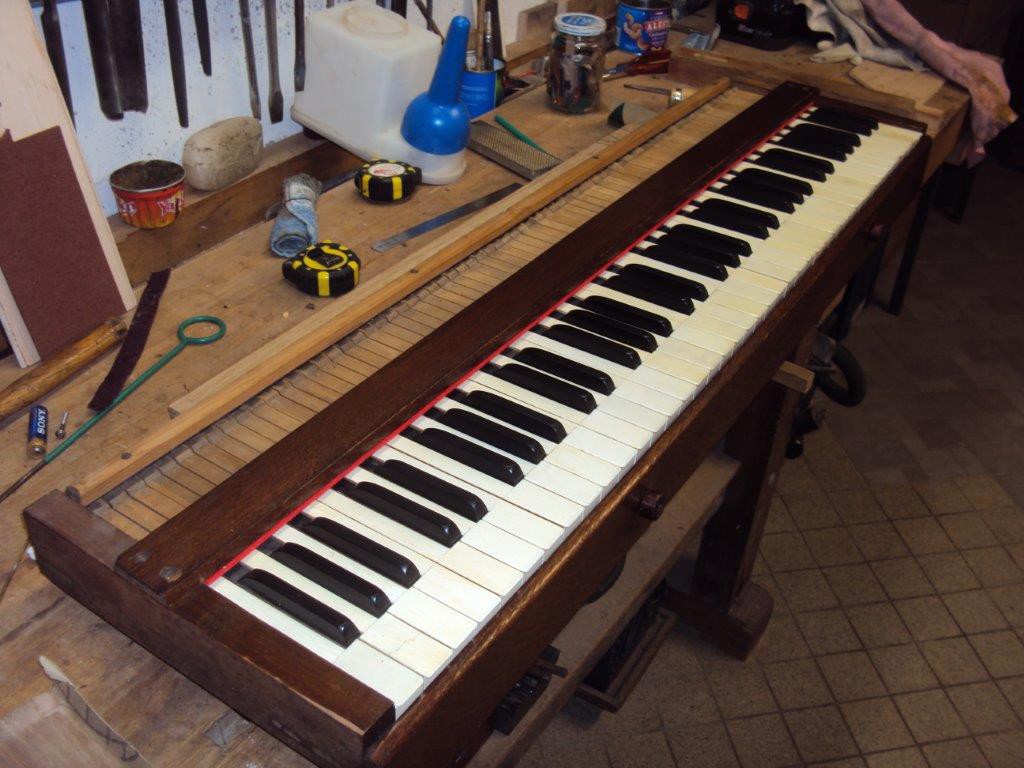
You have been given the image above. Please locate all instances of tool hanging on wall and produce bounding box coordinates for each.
[162,0,189,126]
[193,0,213,76]
[265,0,284,123]
[282,241,361,298]
[110,0,148,112]
[354,160,422,202]
[40,0,73,121]
[81,0,123,120]
[294,0,306,91]
[238,0,261,119]
[485,0,503,61]
[372,182,521,252]
[412,0,443,38]
[0,316,226,506]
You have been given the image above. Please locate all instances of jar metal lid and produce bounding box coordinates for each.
[554,12,607,36]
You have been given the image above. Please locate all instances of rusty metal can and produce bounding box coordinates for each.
[547,13,606,114]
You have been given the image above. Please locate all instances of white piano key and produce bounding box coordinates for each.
[580,408,655,450]
[593,394,666,435]
[560,426,637,467]
[359,613,453,679]
[442,541,523,595]
[415,563,501,623]
[332,639,424,717]
[460,520,546,573]
[388,587,478,650]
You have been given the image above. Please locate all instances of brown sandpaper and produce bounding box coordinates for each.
[0,127,128,360]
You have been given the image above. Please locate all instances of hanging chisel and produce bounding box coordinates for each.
[265,0,284,123]
[238,0,261,119]
[110,0,148,112]
[81,0,123,120]
[193,0,212,76]
[162,0,189,126]
[294,0,305,91]
[40,0,73,121]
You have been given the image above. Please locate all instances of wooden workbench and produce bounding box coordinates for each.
[0,36,967,766]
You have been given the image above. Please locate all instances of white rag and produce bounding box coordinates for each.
[794,0,923,70]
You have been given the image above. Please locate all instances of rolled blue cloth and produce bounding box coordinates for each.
[270,174,322,258]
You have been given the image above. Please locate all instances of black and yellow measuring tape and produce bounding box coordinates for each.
[282,241,360,298]
[354,160,422,203]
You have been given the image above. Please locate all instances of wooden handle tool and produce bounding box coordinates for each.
[0,318,127,424]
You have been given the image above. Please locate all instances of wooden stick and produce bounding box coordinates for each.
[0,319,127,423]
[771,361,814,394]
[67,77,731,505]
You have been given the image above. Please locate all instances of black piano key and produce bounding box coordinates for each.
[431,406,547,462]
[732,167,812,198]
[615,262,709,301]
[791,121,861,149]
[260,538,391,617]
[292,512,420,586]
[647,236,741,269]
[229,565,360,647]
[542,323,643,369]
[573,295,673,336]
[487,362,597,413]
[775,130,850,162]
[512,347,615,396]
[556,308,658,352]
[716,179,796,213]
[638,244,728,281]
[686,198,778,239]
[660,222,751,258]
[368,457,487,522]
[754,148,834,181]
[452,389,566,443]
[599,274,695,317]
[803,106,877,136]
[340,477,467,543]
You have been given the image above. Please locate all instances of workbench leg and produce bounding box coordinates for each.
[666,345,808,659]
[888,169,939,315]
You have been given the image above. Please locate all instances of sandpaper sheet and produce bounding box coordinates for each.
[0,127,128,360]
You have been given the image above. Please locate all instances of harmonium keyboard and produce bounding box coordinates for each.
[27,82,928,768]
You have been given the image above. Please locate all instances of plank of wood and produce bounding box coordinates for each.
[67,77,731,506]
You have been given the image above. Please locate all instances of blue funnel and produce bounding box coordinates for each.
[401,16,471,155]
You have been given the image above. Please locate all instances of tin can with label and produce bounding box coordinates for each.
[616,0,671,54]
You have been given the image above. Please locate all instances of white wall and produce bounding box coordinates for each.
[33,0,540,215]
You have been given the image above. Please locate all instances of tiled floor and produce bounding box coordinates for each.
[519,162,1024,768]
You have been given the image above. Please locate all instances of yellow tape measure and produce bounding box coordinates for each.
[282,241,361,298]
[354,160,422,203]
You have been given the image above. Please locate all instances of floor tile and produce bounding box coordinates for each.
[655,673,722,729]
[894,596,960,641]
[847,603,912,648]
[823,564,888,606]
[775,570,839,612]
[871,558,935,600]
[783,490,842,530]
[829,488,888,525]
[917,551,983,593]
[947,681,1022,735]
[894,689,968,743]
[913,479,972,515]
[938,512,999,549]
[765,496,798,534]
[943,590,1010,633]
[817,651,886,702]
[762,658,833,710]
[977,730,1024,768]
[988,584,1024,630]
[796,609,862,655]
[840,697,914,752]
[894,518,956,555]
[604,730,677,768]
[873,485,930,520]
[761,532,818,572]
[805,528,866,568]
[725,713,800,768]
[970,630,1024,678]
[998,675,1024,721]
[863,748,928,768]
[849,522,911,562]
[784,705,858,764]
[920,738,990,768]
[963,546,1024,588]
[754,614,813,664]
[979,506,1024,545]
[869,645,940,694]
[705,666,777,719]
[956,475,1015,510]
[919,637,989,685]
[808,759,866,768]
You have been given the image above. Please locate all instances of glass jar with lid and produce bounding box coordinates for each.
[546,13,607,114]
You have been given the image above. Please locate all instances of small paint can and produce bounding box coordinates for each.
[27,404,48,458]
[110,160,186,229]
[460,58,506,119]
[616,0,672,55]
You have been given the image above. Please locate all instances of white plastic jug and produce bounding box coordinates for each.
[293,1,458,179]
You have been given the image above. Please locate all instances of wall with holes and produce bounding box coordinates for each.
[34,0,540,215]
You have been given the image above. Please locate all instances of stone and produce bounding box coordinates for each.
[182,117,262,191]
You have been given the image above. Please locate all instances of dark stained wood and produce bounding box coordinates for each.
[114,141,361,284]
[23,491,394,766]
[115,82,818,597]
